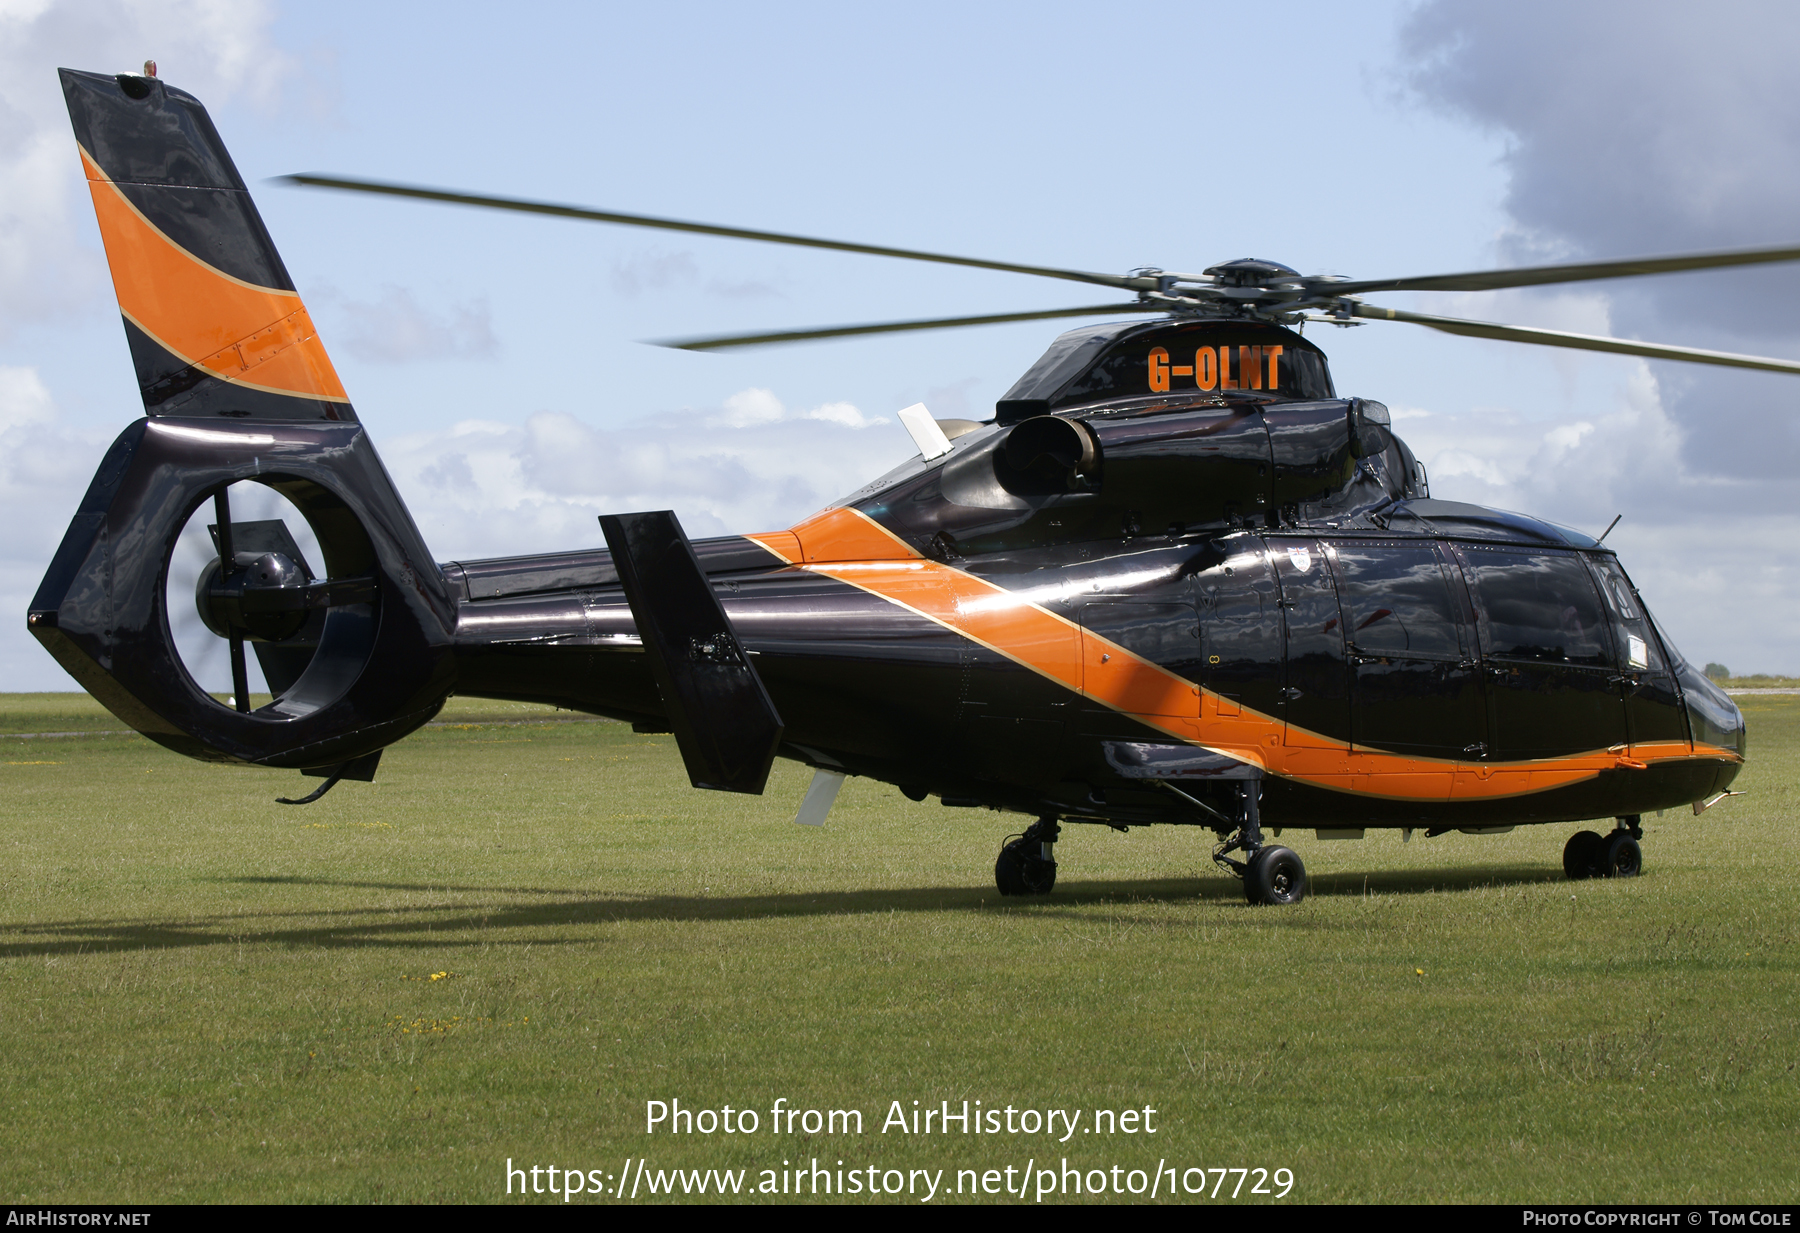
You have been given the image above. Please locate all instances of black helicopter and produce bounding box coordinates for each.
[32,66,1760,906]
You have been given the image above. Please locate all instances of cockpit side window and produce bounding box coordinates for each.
[1461,546,1610,666]
[1587,555,1666,674]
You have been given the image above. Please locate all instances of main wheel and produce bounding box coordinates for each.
[994,837,1056,896]
[1563,830,1605,880]
[1601,832,1642,879]
[1244,846,1307,906]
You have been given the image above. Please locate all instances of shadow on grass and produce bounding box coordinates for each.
[1310,863,1565,897]
[0,863,1566,958]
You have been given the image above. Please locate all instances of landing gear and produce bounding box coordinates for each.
[1211,780,1307,906]
[995,816,1059,896]
[1564,816,1643,880]
[1245,845,1307,905]
[1563,830,1604,880]
[1601,830,1642,879]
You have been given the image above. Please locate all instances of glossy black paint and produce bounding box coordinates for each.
[58,69,297,292]
[122,319,353,422]
[856,398,1412,561]
[599,511,783,794]
[33,65,1753,880]
[29,417,455,768]
[61,68,351,423]
[34,374,1746,840]
[995,320,1332,420]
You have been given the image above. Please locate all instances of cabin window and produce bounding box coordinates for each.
[1462,547,1609,666]
[1327,541,1463,659]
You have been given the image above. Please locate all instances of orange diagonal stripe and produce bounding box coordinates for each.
[80,147,349,403]
[749,506,1740,802]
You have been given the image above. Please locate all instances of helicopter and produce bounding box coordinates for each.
[31,65,1759,905]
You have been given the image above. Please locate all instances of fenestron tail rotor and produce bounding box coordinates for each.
[282,172,1800,373]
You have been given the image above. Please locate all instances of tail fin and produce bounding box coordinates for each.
[59,67,353,421]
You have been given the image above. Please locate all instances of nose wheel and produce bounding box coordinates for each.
[1209,780,1308,906]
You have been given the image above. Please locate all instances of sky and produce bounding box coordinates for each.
[2,0,1797,691]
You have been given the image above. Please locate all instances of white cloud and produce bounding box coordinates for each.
[1396,363,1799,672]
[0,366,117,688]
[382,388,909,561]
[0,382,915,690]
[609,250,699,297]
[0,0,295,337]
[1398,0,1800,669]
[607,247,781,299]
[324,285,499,363]
[0,364,54,429]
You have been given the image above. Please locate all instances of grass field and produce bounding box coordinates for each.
[0,692,1795,1204]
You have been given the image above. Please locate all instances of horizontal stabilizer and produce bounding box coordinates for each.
[599,511,783,794]
[1102,741,1263,780]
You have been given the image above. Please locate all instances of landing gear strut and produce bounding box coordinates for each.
[995,816,1059,896]
[1211,781,1307,906]
[1563,815,1643,881]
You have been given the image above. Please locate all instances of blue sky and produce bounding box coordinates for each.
[3,0,1797,689]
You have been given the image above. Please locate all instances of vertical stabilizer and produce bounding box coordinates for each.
[59,67,354,421]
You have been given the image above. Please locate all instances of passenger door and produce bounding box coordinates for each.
[1270,538,1351,749]
[1196,539,1283,728]
[1328,539,1486,759]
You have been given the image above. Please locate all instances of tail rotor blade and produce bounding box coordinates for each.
[229,636,250,714]
[213,488,251,713]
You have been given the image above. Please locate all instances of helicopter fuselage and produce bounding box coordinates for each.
[445,396,1745,834]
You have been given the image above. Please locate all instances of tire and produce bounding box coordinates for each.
[994,838,1055,896]
[1244,846,1307,906]
[1563,830,1605,880]
[1601,832,1642,879]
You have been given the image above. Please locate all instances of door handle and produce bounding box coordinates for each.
[1280,687,1304,701]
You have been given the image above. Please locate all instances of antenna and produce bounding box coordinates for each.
[1596,514,1622,544]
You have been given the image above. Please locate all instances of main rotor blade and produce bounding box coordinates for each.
[655,303,1163,351]
[1350,304,1800,375]
[280,174,1146,292]
[1329,242,1800,296]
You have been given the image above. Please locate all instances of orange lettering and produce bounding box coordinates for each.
[1196,347,1217,390]
[1148,346,1170,392]
[1171,364,1193,377]
[1221,345,1237,389]
[1242,345,1263,390]
[1265,344,1283,390]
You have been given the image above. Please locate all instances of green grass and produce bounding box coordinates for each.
[0,694,1795,1204]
